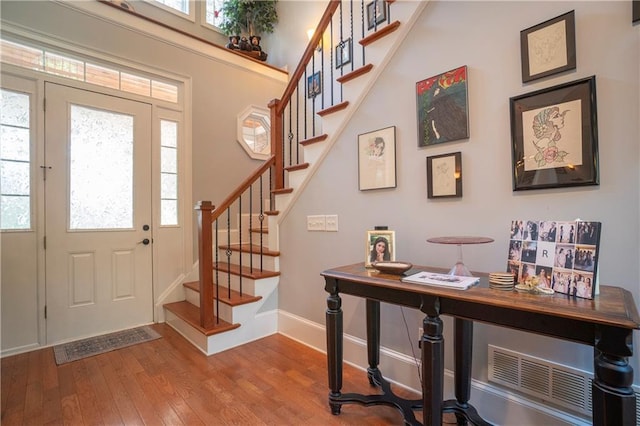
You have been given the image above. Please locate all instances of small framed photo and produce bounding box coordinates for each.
[426,152,462,198]
[335,38,352,69]
[358,125,396,191]
[510,76,598,191]
[365,229,396,267]
[307,71,321,99]
[366,0,387,30]
[520,10,576,83]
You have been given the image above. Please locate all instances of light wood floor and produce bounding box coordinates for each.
[2,323,426,425]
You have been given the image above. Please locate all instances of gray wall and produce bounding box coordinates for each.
[277,0,640,387]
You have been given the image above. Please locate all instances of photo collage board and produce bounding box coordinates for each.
[507,220,601,299]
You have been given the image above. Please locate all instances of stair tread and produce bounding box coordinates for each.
[250,228,268,234]
[337,65,373,84]
[272,187,294,195]
[300,135,328,146]
[318,101,348,117]
[360,20,401,47]
[285,163,310,172]
[183,282,262,306]
[163,301,240,336]
[218,243,280,256]
[213,262,280,279]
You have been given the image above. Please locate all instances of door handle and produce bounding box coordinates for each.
[138,238,151,245]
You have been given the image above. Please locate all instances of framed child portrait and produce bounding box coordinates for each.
[365,230,396,268]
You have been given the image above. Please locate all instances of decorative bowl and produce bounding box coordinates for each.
[371,261,413,275]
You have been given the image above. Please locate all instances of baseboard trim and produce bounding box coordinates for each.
[277,310,590,426]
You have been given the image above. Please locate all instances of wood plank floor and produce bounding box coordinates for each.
[1,323,427,425]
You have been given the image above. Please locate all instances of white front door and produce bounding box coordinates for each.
[44,83,153,344]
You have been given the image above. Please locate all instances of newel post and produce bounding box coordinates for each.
[268,98,284,190]
[195,201,215,328]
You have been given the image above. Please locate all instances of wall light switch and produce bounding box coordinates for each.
[307,215,325,231]
[325,215,338,231]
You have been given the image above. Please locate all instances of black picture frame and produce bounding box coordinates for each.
[520,10,576,83]
[366,0,387,30]
[509,76,598,191]
[426,152,462,199]
[307,71,321,99]
[634,1,640,23]
[335,38,352,69]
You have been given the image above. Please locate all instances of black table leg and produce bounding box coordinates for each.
[592,326,636,425]
[326,287,343,415]
[366,299,381,386]
[442,318,492,425]
[422,314,444,426]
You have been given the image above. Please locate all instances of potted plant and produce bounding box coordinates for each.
[220,0,278,61]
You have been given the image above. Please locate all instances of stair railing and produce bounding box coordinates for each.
[195,157,275,327]
[195,0,398,328]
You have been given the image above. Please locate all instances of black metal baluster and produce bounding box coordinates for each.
[226,208,232,300]
[361,0,366,65]
[215,219,219,324]
[249,184,253,273]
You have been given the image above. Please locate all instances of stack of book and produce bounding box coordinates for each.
[401,271,479,290]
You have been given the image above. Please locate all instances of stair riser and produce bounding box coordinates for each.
[214,250,277,271]
[184,286,260,324]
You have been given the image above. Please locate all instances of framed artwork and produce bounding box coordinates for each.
[365,229,396,267]
[335,38,352,69]
[507,219,601,299]
[358,125,396,191]
[426,152,462,199]
[416,65,469,147]
[509,76,598,191]
[366,0,387,30]
[634,1,640,23]
[307,71,321,98]
[520,10,576,83]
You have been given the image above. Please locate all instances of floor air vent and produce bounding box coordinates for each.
[489,345,591,415]
[489,345,640,421]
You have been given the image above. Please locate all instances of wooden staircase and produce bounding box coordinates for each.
[163,0,428,355]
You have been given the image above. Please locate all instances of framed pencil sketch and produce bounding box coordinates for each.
[416,65,469,147]
[358,125,396,191]
[365,229,396,267]
[307,71,321,98]
[520,10,576,83]
[366,0,387,30]
[510,76,598,191]
[335,38,352,69]
[426,152,462,199]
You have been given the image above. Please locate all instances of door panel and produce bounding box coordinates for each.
[45,83,153,344]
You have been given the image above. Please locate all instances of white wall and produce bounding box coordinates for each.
[277,0,639,421]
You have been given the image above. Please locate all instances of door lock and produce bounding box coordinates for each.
[138,238,150,245]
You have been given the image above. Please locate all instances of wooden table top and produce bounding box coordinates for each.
[322,263,640,331]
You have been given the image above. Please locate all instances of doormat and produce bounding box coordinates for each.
[53,325,161,365]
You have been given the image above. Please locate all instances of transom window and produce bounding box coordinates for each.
[0,38,179,104]
[204,0,227,29]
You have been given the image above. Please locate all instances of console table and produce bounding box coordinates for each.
[322,263,640,425]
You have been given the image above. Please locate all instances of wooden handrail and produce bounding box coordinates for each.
[210,156,276,222]
[269,0,340,190]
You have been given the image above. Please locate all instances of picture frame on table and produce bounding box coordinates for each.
[335,38,352,69]
[415,65,469,147]
[358,125,396,191]
[366,0,387,30]
[426,151,462,199]
[365,229,396,268]
[307,71,321,98]
[509,76,598,191]
[520,10,576,83]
